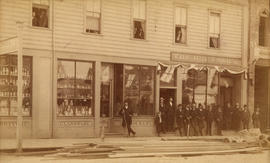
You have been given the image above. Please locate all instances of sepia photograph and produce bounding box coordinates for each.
[0,0,270,163]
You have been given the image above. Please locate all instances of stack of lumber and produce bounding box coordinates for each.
[45,140,262,159]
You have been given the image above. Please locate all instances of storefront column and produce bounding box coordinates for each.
[94,61,101,137]
[155,72,160,113]
[240,75,248,106]
[268,68,270,129]
[176,67,182,105]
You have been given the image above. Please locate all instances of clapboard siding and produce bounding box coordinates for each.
[1,0,244,62]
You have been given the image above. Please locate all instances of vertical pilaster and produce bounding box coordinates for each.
[94,61,101,137]
[155,71,160,113]
[176,67,182,105]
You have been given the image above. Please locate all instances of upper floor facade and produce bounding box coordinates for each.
[0,0,248,65]
[250,0,270,62]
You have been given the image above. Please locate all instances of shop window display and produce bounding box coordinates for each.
[0,55,32,116]
[124,65,154,115]
[182,68,219,108]
[57,60,93,117]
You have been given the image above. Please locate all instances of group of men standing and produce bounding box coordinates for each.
[155,97,260,137]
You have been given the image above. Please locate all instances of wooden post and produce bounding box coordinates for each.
[16,21,23,153]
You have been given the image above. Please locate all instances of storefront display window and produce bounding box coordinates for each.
[0,55,32,116]
[100,64,114,117]
[124,65,154,115]
[57,60,94,117]
[182,68,232,109]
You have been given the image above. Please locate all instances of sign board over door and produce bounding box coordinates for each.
[0,37,18,55]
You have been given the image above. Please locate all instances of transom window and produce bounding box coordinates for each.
[32,0,49,28]
[209,12,221,48]
[132,0,146,39]
[175,7,187,44]
[85,0,101,34]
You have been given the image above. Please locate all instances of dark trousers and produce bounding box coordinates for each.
[206,120,212,136]
[156,122,165,136]
[177,121,185,136]
[190,120,198,136]
[224,118,232,130]
[127,124,135,136]
[216,120,222,135]
[167,115,174,132]
[242,120,249,129]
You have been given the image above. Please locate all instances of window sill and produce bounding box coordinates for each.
[82,32,104,37]
[174,42,188,46]
[56,116,94,119]
[207,46,221,50]
[29,25,52,31]
[130,37,148,42]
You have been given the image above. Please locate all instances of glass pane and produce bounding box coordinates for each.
[194,70,207,107]
[175,26,186,44]
[86,16,100,34]
[124,65,139,115]
[133,20,145,39]
[0,55,9,116]
[139,0,146,20]
[100,64,113,117]
[113,64,123,117]
[139,66,154,115]
[75,61,93,116]
[57,60,75,116]
[0,55,32,116]
[182,69,195,105]
[207,68,218,106]
[32,6,49,28]
[22,57,32,116]
[86,0,94,12]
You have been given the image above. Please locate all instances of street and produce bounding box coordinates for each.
[1,150,270,163]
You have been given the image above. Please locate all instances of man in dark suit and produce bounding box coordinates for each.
[167,97,175,132]
[205,105,214,136]
[159,97,167,132]
[196,103,205,136]
[119,101,136,137]
[242,105,250,130]
[223,102,233,130]
[190,103,198,136]
[176,104,185,136]
[155,111,165,136]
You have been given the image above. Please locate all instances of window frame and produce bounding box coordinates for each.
[0,55,33,117]
[83,0,103,35]
[31,0,51,29]
[131,0,147,40]
[123,64,156,116]
[173,4,188,45]
[56,59,95,117]
[208,9,222,49]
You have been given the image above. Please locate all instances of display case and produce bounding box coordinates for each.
[57,60,94,117]
[0,55,32,116]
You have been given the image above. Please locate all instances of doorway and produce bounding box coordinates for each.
[160,88,176,106]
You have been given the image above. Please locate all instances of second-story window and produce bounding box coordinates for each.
[85,0,101,34]
[209,12,220,48]
[133,0,146,39]
[175,7,187,44]
[32,0,49,28]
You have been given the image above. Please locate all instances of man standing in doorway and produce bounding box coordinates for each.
[242,105,250,130]
[159,97,167,133]
[119,101,136,137]
[232,102,241,131]
[167,97,175,132]
[223,102,233,130]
